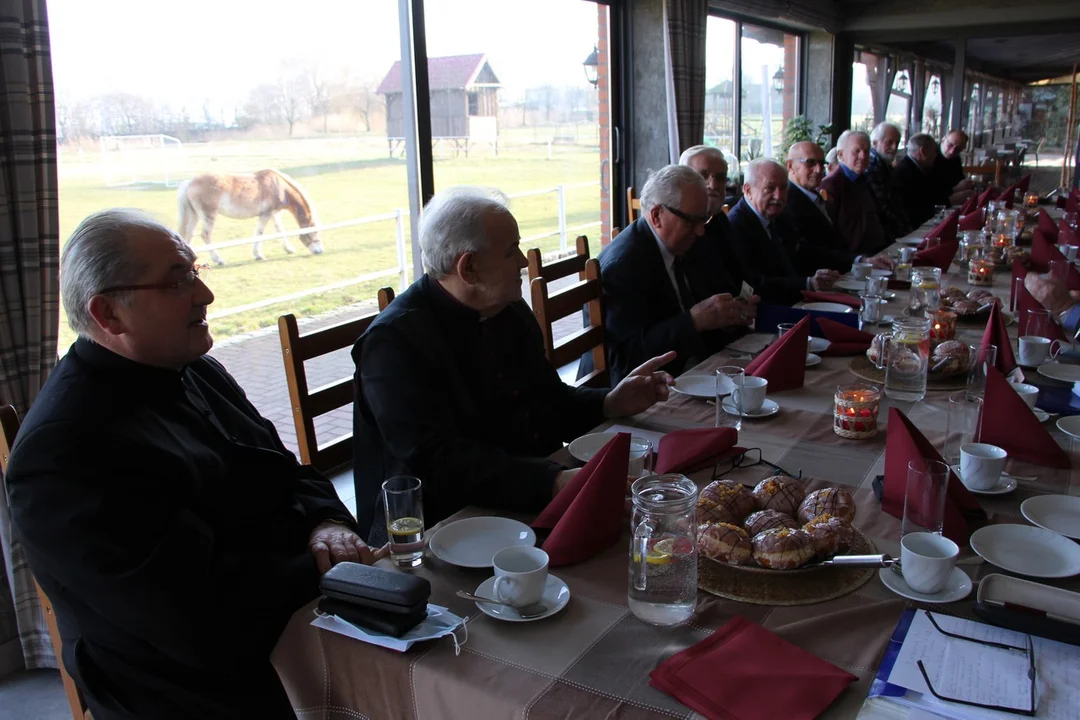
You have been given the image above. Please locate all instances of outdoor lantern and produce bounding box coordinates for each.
[897,72,909,93]
[930,76,940,94]
[583,46,599,87]
[772,67,784,93]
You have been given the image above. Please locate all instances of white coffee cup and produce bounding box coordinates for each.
[1012,382,1039,408]
[900,532,959,594]
[1018,335,1050,366]
[492,546,548,608]
[852,262,873,280]
[959,442,1008,491]
[731,376,768,413]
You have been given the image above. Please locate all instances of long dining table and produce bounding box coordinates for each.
[272,214,1080,720]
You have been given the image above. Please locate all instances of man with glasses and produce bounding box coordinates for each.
[727,158,840,305]
[6,209,372,719]
[599,164,758,383]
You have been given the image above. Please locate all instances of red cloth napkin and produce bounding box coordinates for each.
[959,195,978,216]
[923,211,959,246]
[816,316,873,355]
[745,314,809,392]
[1029,228,1055,271]
[532,432,629,567]
[1018,174,1031,194]
[800,290,860,308]
[1016,282,1066,341]
[1000,183,1020,208]
[1061,218,1078,247]
[1067,189,1080,214]
[654,427,741,474]
[981,367,1071,469]
[958,211,983,232]
[1037,209,1059,238]
[649,615,857,720]
[882,408,985,545]
[980,304,1017,376]
[913,240,958,273]
[977,186,999,208]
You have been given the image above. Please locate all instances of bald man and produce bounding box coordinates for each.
[931,129,975,206]
[784,141,891,273]
[865,122,909,240]
[820,130,888,256]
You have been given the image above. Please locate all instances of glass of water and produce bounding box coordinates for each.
[716,366,745,431]
[902,460,950,536]
[629,437,654,477]
[383,475,425,568]
[965,344,998,401]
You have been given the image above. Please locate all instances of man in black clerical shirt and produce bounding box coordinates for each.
[932,129,975,206]
[894,133,943,227]
[6,210,374,720]
[352,187,675,541]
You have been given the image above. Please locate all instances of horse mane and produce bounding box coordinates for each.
[268,169,318,228]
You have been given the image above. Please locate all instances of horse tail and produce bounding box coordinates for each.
[176,179,197,240]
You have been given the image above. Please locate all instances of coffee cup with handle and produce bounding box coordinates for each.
[492,546,548,608]
[1011,382,1039,408]
[731,376,767,413]
[900,532,959,594]
[959,442,1007,491]
[1018,336,1051,367]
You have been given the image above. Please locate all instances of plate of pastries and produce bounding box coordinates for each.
[865,335,970,377]
[940,286,998,317]
[695,476,859,572]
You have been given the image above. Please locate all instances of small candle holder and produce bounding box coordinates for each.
[929,310,957,342]
[1023,192,1039,210]
[834,384,881,440]
[968,257,994,286]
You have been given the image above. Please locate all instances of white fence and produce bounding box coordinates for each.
[204,182,601,322]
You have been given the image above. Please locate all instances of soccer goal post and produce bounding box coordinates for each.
[100,134,185,187]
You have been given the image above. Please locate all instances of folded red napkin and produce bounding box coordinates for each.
[1018,173,1031,194]
[957,211,983,232]
[816,316,873,355]
[977,186,999,208]
[1016,281,1066,341]
[913,239,958,273]
[1030,228,1055,270]
[959,195,978,216]
[1037,209,1059,238]
[1067,189,1080,214]
[649,615,857,720]
[882,408,985,545]
[1061,218,1078,247]
[532,432,629,567]
[745,314,809,392]
[654,427,740,474]
[800,290,860,308]
[1000,183,1020,208]
[924,211,959,246]
[980,366,1070,469]
[980,304,1017,376]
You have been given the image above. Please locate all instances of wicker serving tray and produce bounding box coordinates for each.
[848,354,968,391]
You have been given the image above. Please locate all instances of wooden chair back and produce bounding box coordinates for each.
[962,159,1003,188]
[0,405,90,720]
[627,186,641,225]
[526,235,590,284]
[530,258,608,388]
[278,288,395,471]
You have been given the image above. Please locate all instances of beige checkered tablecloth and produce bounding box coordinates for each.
[272,225,1080,720]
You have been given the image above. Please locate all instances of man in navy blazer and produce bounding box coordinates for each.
[894,133,942,228]
[678,145,745,296]
[820,130,888,256]
[599,165,759,384]
[727,158,839,306]
[784,141,893,275]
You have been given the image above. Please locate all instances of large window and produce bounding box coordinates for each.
[704,16,737,165]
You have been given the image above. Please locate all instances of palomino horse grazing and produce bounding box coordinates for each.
[177,169,324,265]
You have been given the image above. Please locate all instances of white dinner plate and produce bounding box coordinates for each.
[870,269,893,278]
[969,523,1080,578]
[721,397,780,418]
[672,374,733,398]
[568,432,618,463]
[899,237,923,246]
[427,517,536,568]
[949,465,1017,495]
[834,279,865,292]
[806,352,822,367]
[1021,495,1080,540]
[473,574,570,622]
[878,567,972,604]
[808,337,831,354]
[802,302,854,314]
[1056,415,1080,439]
[1037,363,1080,383]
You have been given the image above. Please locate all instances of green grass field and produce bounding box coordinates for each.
[57,130,601,349]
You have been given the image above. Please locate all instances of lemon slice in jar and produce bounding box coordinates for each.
[646,538,675,565]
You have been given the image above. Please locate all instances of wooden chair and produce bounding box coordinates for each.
[963,159,1003,188]
[530,258,608,388]
[526,234,590,284]
[278,288,394,472]
[0,405,90,720]
[627,187,641,225]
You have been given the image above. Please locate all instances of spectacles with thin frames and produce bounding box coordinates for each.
[97,264,210,295]
[712,447,802,481]
[791,158,825,168]
[663,205,714,227]
[916,611,1036,717]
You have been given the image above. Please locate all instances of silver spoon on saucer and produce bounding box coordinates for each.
[456,590,548,619]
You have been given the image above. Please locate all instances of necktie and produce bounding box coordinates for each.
[815,193,831,221]
[671,257,695,311]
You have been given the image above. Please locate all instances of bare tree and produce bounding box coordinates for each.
[278,72,307,136]
[303,65,331,132]
[99,92,156,135]
[240,83,284,128]
[56,96,97,144]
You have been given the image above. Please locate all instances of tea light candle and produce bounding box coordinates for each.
[929,310,957,342]
[968,258,994,286]
[1023,192,1039,210]
[833,384,881,439]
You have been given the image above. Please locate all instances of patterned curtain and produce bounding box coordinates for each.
[665,0,708,160]
[0,0,61,674]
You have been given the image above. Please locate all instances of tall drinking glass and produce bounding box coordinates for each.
[965,344,998,401]
[629,437,654,477]
[1026,308,1052,338]
[383,475,425,568]
[945,394,983,464]
[902,460,950,536]
[716,366,745,431]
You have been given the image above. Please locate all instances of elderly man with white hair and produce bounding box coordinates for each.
[676,145,747,293]
[352,187,675,538]
[865,122,910,240]
[821,129,888,255]
[7,209,370,719]
[599,164,758,384]
[893,132,942,226]
[727,157,839,305]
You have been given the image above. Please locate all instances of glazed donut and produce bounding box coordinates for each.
[743,509,799,537]
[698,522,752,565]
[803,514,855,558]
[751,528,815,570]
[797,487,856,524]
[752,475,807,516]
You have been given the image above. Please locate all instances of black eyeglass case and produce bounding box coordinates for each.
[320,562,430,616]
[974,573,1080,646]
[318,596,427,638]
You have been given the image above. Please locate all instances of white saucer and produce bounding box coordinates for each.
[871,269,893,278]
[879,567,972,604]
[808,337,831,354]
[802,302,854,314]
[428,517,536,568]
[835,279,865,292]
[568,432,617,463]
[721,398,780,418]
[970,523,1080,578]
[1021,495,1080,540]
[473,574,570,622]
[1038,362,1080,382]
[1056,415,1080,439]
[806,352,822,367]
[899,237,923,246]
[949,465,1017,495]
[672,373,733,398]
[1033,408,1051,423]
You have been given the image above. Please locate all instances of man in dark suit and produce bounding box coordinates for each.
[784,141,893,275]
[932,129,975,206]
[6,210,378,720]
[599,164,759,384]
[678,145,745,295]
[727,158,839,306]
[894,133,942,227]
[821,130,889,256]
[866,122,910,241]
[353,187,675,539]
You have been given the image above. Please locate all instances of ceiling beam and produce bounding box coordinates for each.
[842,1,1080,33]
[847,19,1080,45]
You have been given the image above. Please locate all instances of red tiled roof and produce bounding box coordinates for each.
[377,53,498,94]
